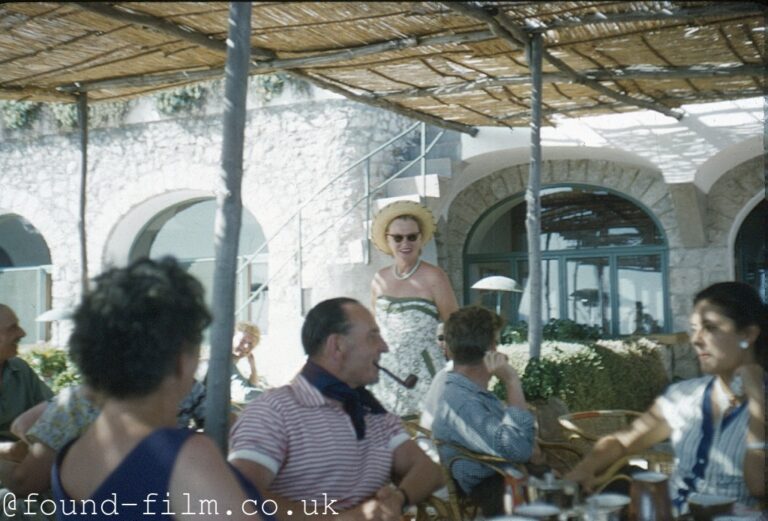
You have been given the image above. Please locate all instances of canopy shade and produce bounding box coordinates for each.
[1,2,765,132]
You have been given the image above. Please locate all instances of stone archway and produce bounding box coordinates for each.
[442,159,672,299]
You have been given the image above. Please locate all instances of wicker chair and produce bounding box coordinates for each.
[535,439,585,476]
[558,410,642,442]
[401,415,527,521]
[433,439,527,521]
[401,419,453,521]
[404,421,633,518]
[431,439,626,518]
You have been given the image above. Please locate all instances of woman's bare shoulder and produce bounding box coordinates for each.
[175,433,233,477]
[372,267,391,291]
[419,261,450,280]
[374,265,391,279]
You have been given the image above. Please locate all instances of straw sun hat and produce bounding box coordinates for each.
[371,200,436,256]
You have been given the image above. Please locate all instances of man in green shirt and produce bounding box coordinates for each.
[0,304,52,481]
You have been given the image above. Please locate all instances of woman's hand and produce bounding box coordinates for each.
[564,465,599,494]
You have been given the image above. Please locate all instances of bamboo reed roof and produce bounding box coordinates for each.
[1,2,765,133]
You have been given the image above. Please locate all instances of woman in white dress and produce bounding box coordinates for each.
[370,201,458,416]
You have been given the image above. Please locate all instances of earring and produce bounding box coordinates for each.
[739,340,749,349]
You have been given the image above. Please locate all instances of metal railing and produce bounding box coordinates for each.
[235,122,447,316]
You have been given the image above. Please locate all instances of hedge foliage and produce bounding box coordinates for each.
[493,337,669,412]
[19,345,81,394]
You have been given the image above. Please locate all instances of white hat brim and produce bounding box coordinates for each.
[371,201,436,255]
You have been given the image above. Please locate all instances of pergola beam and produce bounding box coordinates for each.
[499,101,626,121]
[70,2,275,60]
[59,59,766,98]
[249,29,496,72]
[382,64,765,99]
[448,2,685,120]
[55,28,498,92]
[384,72,565,99]
[0,85,77,102]
[290,71,478,136]
[65,1,477,135]
[58,68,226,93]
[527,3,765,32]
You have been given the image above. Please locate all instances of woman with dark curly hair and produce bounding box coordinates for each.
[51,257,268,521]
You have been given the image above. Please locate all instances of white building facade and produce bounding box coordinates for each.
[0,84,764,385]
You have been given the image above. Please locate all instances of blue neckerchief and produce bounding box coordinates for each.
[301,360,386,440]
[675,378,748,510]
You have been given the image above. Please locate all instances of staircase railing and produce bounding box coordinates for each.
[235,122,447,318]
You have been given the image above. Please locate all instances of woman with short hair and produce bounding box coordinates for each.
[52,257,268,521]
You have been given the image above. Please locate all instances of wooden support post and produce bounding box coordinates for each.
[77,92,89,295]
[526,33,543,360]
[205,1,251,453]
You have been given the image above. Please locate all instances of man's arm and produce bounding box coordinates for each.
[0,440,26,484]
[10,401,47,444]
[0,440,27,462]
[6,441,55,495]
[232,459,402,521]
[390,438,444,507]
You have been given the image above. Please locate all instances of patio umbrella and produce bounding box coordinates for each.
[471,275,523,315]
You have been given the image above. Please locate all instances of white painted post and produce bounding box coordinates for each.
[206,1,251,452]
[526,33,543,360]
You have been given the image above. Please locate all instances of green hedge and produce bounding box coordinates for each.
[493,338,668,412]
[18,345,81,394]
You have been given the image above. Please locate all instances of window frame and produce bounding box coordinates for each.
[462,184,670,337]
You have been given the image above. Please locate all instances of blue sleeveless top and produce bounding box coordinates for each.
[52,427,273,520]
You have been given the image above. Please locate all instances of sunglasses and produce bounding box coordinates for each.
[387,233,421,243]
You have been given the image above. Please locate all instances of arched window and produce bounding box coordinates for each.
[130,199,269,330]
[0,213,52,342]
[735,199,767,302]
[464,185,668,336]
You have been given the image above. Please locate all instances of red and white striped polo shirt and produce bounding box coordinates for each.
[228,374,410,510]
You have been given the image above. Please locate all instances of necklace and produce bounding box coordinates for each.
[392,258,421,280]
[715,378,740,411]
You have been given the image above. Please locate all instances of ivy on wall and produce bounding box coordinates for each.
[154,84,207,115]
[2,75,314,132]
[50,101,130,129]
[253,74,286,102]
[253,73,311,102]
[0,100,41,129]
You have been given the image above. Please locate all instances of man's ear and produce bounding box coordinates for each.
[330,333,348,360]
[318,333,343,363]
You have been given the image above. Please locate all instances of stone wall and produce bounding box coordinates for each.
[1,98,412,382]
